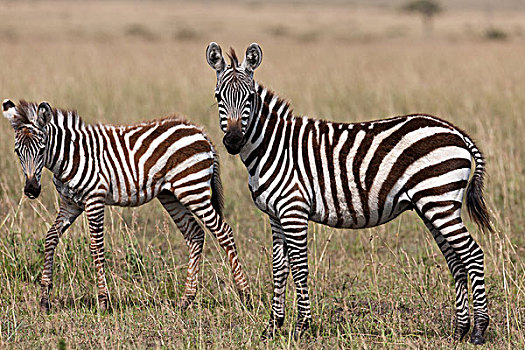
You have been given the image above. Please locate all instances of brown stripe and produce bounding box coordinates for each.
[134,121,181,165]
[142,129,202,176]
[429,202,462,222]
[364,117,451,192]
[411,180,468,203]
[390,158,471,216]
[102,129,122,202]
[436,217,462,230]
[376,133,466,222]
[167,159,213,184]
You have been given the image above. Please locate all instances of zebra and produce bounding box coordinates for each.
[2,99,250,312]
[206,42,493,345]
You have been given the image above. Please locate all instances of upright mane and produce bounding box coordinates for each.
[14,100,85,129]
[227,47,239,68]
[256,82,294,118]
[11,100,36,130]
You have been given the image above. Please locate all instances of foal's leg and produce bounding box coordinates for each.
[40,198,83,312]
[158,192,205,310]
[85,195,110,311]
[178,195,250,303]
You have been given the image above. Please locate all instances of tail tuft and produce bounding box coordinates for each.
[211,151,224,219]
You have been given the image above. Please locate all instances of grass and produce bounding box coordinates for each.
[0,1,524,348]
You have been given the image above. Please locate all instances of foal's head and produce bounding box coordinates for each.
[3,99,54,199]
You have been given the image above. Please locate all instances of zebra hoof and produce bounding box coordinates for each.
[469,317,489,345]
[293,318,311,340]
[261,317,284,341]
[40,297,50,313]
[453,321,470,341]
[177,296,195,312]
[260,327,275,341]
[98,294,110,313]
[238,289,252,310]
[469,333,485,345]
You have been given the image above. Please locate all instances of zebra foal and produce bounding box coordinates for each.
[2,99,250,312]
[206,42,493,344]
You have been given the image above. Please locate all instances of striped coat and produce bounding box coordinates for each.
[206,43,492,345]
[3,99,249,312]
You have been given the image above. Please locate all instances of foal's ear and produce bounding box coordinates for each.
[2,99,16,124]
[242,43,262,73]
[206,42,226,76]
[36,101,53,126]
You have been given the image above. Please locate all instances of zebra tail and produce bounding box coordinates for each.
[211,150,225,220]
[463,134,494,233]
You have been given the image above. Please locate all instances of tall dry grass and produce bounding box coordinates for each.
[0,1,523,348]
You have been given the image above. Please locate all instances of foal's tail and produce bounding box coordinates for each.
[211,149,225,220]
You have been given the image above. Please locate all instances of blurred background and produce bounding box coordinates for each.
[0,1,523,348]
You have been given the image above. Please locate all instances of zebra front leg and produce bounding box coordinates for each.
[86,195,109,312]
[158,193,205,310]
[262,216,290,339]
[281,212,311,340]
[40,199,83,312]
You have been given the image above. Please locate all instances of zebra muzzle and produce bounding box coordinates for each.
[24,177,41,199]
[223,130,246,155]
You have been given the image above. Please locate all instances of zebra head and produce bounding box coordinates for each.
[206,42,262,155]
[2,99,53,199]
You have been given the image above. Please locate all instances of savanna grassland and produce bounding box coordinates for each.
[0,1,524,349]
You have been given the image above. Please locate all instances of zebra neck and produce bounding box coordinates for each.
[44,111,88,180]
[240,83,293,173]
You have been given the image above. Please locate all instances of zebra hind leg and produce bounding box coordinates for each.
[420,218,471,340]
[181,198,251,307]
[416,198,489,345]
[158,192,205,310]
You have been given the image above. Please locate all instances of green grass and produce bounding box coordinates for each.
[0,1,524,349]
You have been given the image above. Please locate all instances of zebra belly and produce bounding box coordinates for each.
[308,194,413,229]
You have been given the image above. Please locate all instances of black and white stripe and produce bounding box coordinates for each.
[207,43,492,344]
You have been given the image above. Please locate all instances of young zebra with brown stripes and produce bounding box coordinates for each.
[206,43,493,345]
[2,99,250,312]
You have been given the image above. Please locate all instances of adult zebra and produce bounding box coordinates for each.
[206,43,493,345]
[2,99,250,312]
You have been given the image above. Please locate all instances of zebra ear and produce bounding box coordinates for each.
[37,102,53,126]
[206,42,226,76]
[2,99,16,125]
[242,43,262,73]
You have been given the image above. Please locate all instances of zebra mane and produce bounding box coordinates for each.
[256,82,294,118]
[226,47,239,68]
[13,100,84,130]
[10,100,36,130]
